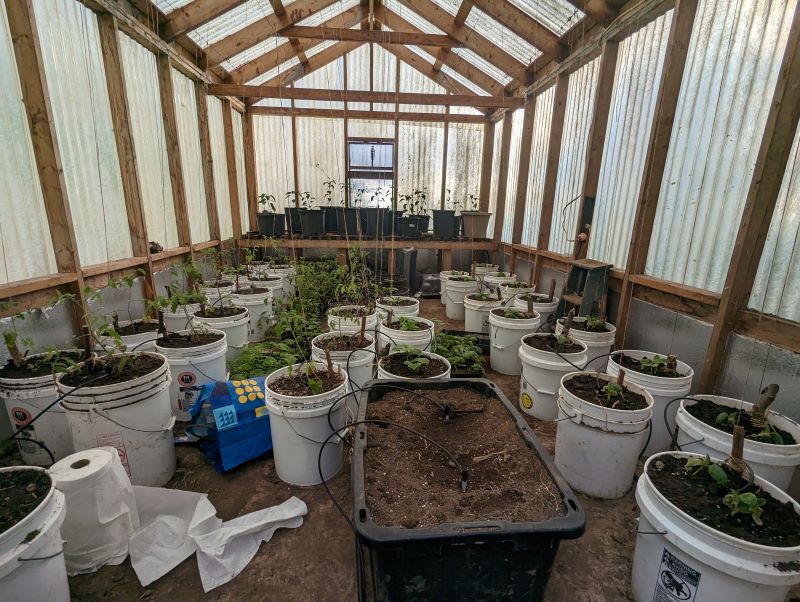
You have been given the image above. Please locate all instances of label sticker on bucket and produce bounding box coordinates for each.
[653,549,700,601]
[520,393,533,409]
[177,371,197,387]
[96,431,131,478]
[10,406,32,426]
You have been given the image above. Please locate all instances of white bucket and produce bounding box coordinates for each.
[501,284,536,302]
[0,466,69,602]
[202,282,235,307]
[439,270,468,305]
[327,305,378,333]
[232,289,273,342]
[473,264,498,279]
[555,317,616,369]
[191,307,250,362]
[311,332,376,393]
[378,317,435,352]
[518,334,587,418]
[676,395,800,491]
[162,303,200,334]
[267,265,295,298]
[482,272,517,292]
[155,330,227,421]
[632,451,800,602]
[250,275,285,304]
[488,309,541,375]
[607,350,693,456]
[248,262,270,277]
[57,353,177,487]
[555,372,653,498]
[375,296,420,319]
[513,294,560,327]
[265,363,348,486]
[445,278,478,321]
[98,320,160,352]
[377,351,451,380]
[464,294,503,334]
[0,357,75,466]
[49,447,139,574]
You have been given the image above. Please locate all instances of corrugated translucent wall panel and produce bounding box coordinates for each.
[206,97,233,240]
[296,117,346,202]
[445,123,483,211]
[374,45,397,112]
[646,0,797,292]
[349,119,395,139]
[347,45,370,111]
[118,33,178,250]
[749,126,800,321]
[253,115,295,210]
[588,13,672,267]
[399,61,445,113]
[507,0,584,35]
[548,58,600,255]
[501,109,525,243]
[294,59,344,109]
[171,68,209,242]
[397,122,445,213]
[521,86,555,246]
[0,2,56,284]
[34,0,132,265]
[486,120,505,235]
[231,109,249,231]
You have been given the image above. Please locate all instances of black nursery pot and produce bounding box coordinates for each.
[256,212,286,237]
[396,215,430,239]
[284,207,304,235]
[299,209,325,237]
[321,206,339,234]
[432,209,458,240]
[361,208,393,239]
[337,207,360,237]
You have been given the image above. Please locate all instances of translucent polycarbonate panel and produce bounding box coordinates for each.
[382,0,446,33]
[253,115,295,210]
[521,86,555,247]
[188,1,284,49]
[486,119,505,235]
[507,0,584,35]
[171,68,210,242]
[34,0,132,265]
[349,119,395,139]
[548,57,600,255]
[119,33,179,250]
[502,109,525,243]
[298,0,358,26]
[646,0,797,292]
[0,1,56,284]
[452,48,513,86]
[206,97,233,240]
[588,12,672,268]
[449,105,484,115]
[248,55,302,86]
[151,0,191,13]
[440,64,488,95]
[373,44,397,112]
[444,122,483,211]
[399,60,446,113]
[293,58,345,109]
[397,122,445,215]
[295,117,347,203]
[347,45,370,110]
[231,109,250,231]
[222,37,289,73]
[748,126,800,322]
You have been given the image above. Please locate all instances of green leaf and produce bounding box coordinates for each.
[707,464,729,487]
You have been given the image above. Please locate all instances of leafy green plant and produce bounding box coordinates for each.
[258,193,276,213]
[753,423,785,445]
[299,191,315,209]
[502,308,526,319]
[433,332,484,376]
[715,410,739,428]
[555,334,571,349]
[393,317,422,331]
[684,455,730,487]
[640,354,667,375]
[401,351,429,373]
[228,341,299,380]
[722,490,767,526]
[399,189,428,216]
[602,382,623,404]
[585,315,605,331]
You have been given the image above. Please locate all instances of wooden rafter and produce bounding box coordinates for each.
[161,0,247,42]
[271,0,311,69]
[281,26,460,47]
[564,0,619,27]
[470,0,565,60]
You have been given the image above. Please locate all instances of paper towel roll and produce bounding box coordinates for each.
[49,447,139,575]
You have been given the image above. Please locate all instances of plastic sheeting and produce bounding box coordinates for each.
[506,0,584,35]
[349,119,395,139]
[206,97,233,240]
[646,0,797,292]
[346,45,370,110]
[293,59,344,110]
[399,59,445,113]
[186,1,284,49]
[34,0,132,266]
[119,33,179,251]
[501,109,525,243]
[171,68,210,243]
[521,86,556,247]
[548,57,600,255]
[231,109,250,232]
[295,117,346,202]
[0,2,56,284]
[748,125,800,322]
[445,122,483,211]
[588,12,672,268]
[253,115,295,211]
[397,122,445,212]
[374,45,398,112]
[486,119,505,236]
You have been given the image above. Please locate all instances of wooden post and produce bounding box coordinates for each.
[196,82,221,242]
[440,114,450,210]
[492,111,515,243]
[478,120,495,210]
[442,248,452,271]
[243,110,258,232]
[290,99,301,204]
[221,99,243,238]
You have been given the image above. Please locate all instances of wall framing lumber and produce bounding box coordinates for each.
[161,0,247,42]
[243,111,258,231]
[221,99,243,238]
[247,106,487,124]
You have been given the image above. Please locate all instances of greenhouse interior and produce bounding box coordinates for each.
[1,0,800,600]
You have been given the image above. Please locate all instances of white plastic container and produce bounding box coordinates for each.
[327,305,377,333]
[555,317,616,369]
[311,332,376,393]
[267,265,296,298]
[0,466,69,602]
[232,288,273,342]
[377,351,451,380]
[0,353,76,466]
[473,264,499,279]
[375,296,420,319]
[555,372,653,498]
[265,363,348,486]
[500,284,536,302]
[439,270,468,305]
[445,278,478,321]
[155,329,227,421]
[378,316,435,352]
[489,308,541,375]
[57,353,176,487]
[482,271,517,292]
[250,275,285,304]
[518,334,587,419]
[632,451,800,602]
[607,350,693,456]
[162,303,200,334]
[464,294,503,334]
[191,307,249,362]
[676,395,800,491]
[202,281,235,307]
[514,294,560,327]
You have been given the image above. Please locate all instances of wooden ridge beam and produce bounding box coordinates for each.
[162,0,247,42]
[471,0,565,60]
[248,106,488,123]
[281,26,460,47]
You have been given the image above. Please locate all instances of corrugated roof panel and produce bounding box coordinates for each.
[502,109,525,243]
[188,1,281,49]
[452,48,513,86]
[151,0,191,14]
[439,64,489,95]
[507,0,584,35]
[231,109,250,231]
[347,45,370,110]
[445,122,484,211]
[588,11,672,268]
[486,119,505,235]
[382,0,446,34]
[248,55,301,85]
[298,0,357,26]
[521,85,556,247]
[294,58,345,109]
[400,57,446,113]
[222,37,289,73]
[646,0,797,292]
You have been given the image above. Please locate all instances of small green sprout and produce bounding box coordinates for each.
[585,315,605,331]
[640,354,667,375]
[602,382,623,402]
[684,455,730,487]
[723,490,767,526]
[715,411,739,428]
[753,423,784,445]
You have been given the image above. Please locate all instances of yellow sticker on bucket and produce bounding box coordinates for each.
[521,393,533,409]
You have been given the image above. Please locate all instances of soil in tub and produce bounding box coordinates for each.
[379,353,447,378]
[0,469,51,533]
[234,286,268,295]
[378,297,416,306]
[0,350,84,379]
[60,353,165,388]
[522,334,584,354]
[270,367,344,396]
[156,331,224,348]
[315,334,371,352]
[194,306,247,319]
[492,308,536,320]
[330,306,370,319]
[616,353,685,378]
[563,374,648,411]
[114,321,160,336]
[382,317,431,332]
[684,399,796,445]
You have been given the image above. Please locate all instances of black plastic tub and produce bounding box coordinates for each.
[360,208,394,238]
[394,215,429,239]
[432,209,458,240]
[299,209,325,237]
[256,212,285,237]
[284,207,303,235]
[353,378,585,601]
[334,207,360,237]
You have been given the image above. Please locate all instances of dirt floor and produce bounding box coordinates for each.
[59,298,642,601]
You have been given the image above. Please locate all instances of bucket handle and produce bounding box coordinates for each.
[520,375,557,397]
[90,406,177,434]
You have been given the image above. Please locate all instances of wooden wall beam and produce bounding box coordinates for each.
[162,0,247,42]
[491,110,515,242]
[221,99,243,238]
[196,83,221,241]
[248,106,487,123]
[283,26,460,47]
[243,111,258,232]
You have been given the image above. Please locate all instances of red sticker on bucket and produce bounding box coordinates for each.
[10,406,32,426]
[177,371,197,387]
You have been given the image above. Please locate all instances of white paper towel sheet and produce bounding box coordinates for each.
[129,487,307,592]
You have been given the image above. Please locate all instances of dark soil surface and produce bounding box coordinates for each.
[523,334,585,354]
[466,293,501,302]
[156,332,224,349]
[329,306,370,318]
[269,368,344,396]
[506,282,534,289]
[378,297,416,306]
[448,276,476,282]
[491,308,536,320]
[684,399,796,445]
[0,469,51,533]
[234,286,268,295]
[364,387,565,528]
[0,350,84,379]
[562,319,611,333]
[564,374,649,411]
[249,276,281,282]
[205,280,233,288]
[59,353,164,387]
[380,353,448,378]
[382,318,432,331]
[648,455,800,547]
[116,321,160,335]
[518,293,553,302]
[616,352,685,378]
[315,334,371,352]
[195,306,247,319]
